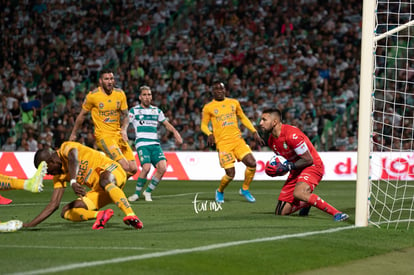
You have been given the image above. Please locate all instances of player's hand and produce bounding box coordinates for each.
[175,133,183,145]
[71,182,86,197]
[121,129,128,142]
[265,161,295,177]
[253,132,265,146]
[207,134,215,147]
[265,161,278,177]
[69,133,77,141]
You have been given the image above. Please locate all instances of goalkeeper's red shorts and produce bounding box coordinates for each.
[277,165,323,205]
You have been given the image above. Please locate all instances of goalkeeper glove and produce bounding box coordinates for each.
[265,161,296,177]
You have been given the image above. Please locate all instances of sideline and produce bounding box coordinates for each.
[9,225,355,275]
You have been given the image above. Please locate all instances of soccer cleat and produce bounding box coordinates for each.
[142,190,152,202]
[239,188,256,203]
[128,193,139,202]
[0,195,12,205]
[0,220,23,232]
[215,189,224,204]
[24,161,47,193]
[92,209,114,230]
[299,206,311,216]
[333,212,349,222]
[123,215,143,229]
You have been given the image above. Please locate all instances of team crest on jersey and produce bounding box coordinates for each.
[214,109,218,115]
[283,142,288,149]
[99,103,104,109]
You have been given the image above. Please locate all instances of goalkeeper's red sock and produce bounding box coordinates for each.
[308,194,340,216]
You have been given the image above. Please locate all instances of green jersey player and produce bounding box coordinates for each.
[128,86,183,202]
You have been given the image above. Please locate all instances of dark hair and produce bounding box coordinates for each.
[33,149,51,168]
[212,80,225,88]
[99,68,113,78]
[262,108,282,120]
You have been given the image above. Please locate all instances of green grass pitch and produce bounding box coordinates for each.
[1,180,414,274]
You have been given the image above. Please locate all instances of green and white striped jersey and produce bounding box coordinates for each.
[129,104,166,148]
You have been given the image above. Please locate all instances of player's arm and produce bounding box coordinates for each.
[237,106,265,145]
[163,120,183,145]
[293,149,313,170]
[67,147,86,197]
[200,107,215,146]
[280,142,314,173]
[120,109,129,141]
[69,108,89,141]
[23,187,65,227]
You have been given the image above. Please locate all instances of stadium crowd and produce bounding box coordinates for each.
[0,0,362,153]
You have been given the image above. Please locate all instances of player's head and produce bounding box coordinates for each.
[259,108,282,133]
[139,85,152,107]
[34,149,63,175]
[99,69,115,93]
[211,81,226,101]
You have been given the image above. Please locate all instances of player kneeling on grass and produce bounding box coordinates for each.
[24,141,143,230]
[259,108,349,222]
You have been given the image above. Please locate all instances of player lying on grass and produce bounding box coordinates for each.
[259,108,349,222]
[24,141,143,230]
[0,161,47,232]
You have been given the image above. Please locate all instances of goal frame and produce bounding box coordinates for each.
[356,1,414,227]
[355,0,375,227]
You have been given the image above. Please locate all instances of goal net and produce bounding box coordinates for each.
[357,0,414,229]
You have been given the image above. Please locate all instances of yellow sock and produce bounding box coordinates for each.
[0,174,25,190]
[63,208,97,221]
[242,167,256,190]
[105,183,135,216]
[218,174,233,192]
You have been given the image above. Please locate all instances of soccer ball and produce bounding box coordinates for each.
[268,154,288,176]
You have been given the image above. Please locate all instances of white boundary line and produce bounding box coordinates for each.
[9,225,355,275]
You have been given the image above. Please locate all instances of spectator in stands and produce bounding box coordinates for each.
[0,1,362,153]
[2,136,16,151]
[62,73,76,99]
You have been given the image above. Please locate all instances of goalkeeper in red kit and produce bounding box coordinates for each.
[259,108,349,221]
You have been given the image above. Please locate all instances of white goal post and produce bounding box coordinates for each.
[357,1,414,229]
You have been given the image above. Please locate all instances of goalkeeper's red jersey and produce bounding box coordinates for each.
[267,124,324,171]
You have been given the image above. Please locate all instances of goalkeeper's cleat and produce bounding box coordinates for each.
[299,206,311,216]
[128,193,139,202]
[333,212,349,222]
[0,195,12,205]
[215,189,224,204]
[24,161,47,193]
[0,220,23,232]
[239,188,256,203]
[92,209,114,230]
[142,190,152,202]
[123,215,143,229]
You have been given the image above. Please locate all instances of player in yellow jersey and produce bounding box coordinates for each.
[69,69,137,177]
[0,161,47,232]
[23,141,143,230]
[201,81,264,203]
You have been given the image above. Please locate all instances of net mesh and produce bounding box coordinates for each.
[370,1,414,229]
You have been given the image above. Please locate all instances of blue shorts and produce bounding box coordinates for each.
[137,144,166,167]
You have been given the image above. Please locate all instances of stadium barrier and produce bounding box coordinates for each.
[1,151,412,181]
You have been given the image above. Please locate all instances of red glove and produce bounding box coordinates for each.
[265,161,295,177]
[265,161,278,177]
